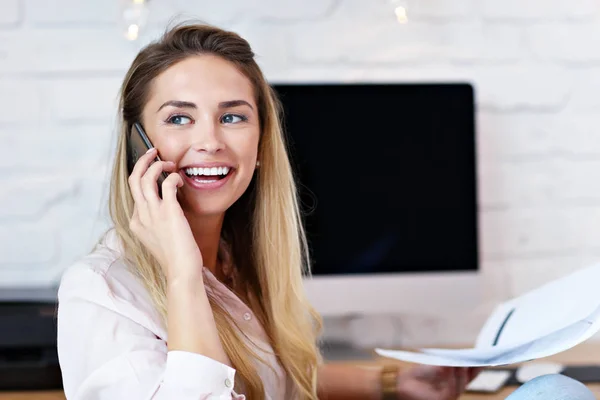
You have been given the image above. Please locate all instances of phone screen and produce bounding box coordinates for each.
[127,122,169,197]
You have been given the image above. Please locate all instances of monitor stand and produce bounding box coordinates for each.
[318,339,375,362]
[318,314,379,361]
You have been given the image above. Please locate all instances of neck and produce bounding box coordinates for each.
[184,211,225,279]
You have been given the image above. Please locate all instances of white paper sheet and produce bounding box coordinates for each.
[375,263,600,367]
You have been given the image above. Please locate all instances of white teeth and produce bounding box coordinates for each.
[185,166,231,176]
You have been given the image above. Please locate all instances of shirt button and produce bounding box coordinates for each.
[225,378,233,388]
[243,312,252,321]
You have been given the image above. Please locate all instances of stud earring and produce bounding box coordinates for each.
[256,161,260,167]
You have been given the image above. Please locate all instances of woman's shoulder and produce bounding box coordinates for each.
[57,228,165,337]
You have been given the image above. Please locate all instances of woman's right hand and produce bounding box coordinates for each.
[128,148,203,282]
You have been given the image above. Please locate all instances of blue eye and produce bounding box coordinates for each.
[221,113,248,124]
[167,115,193,125]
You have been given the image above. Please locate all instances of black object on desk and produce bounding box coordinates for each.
[0,287,62,391]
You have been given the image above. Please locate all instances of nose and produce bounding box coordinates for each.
[190,120,225,154]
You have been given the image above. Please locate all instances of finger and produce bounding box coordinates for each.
[129,204,140,232]
[448,368,460,396]
[129,147,157,204]
[142,160,176,208]
[161,172,184,205]
[456,368,469,394]
[468,367,483,382]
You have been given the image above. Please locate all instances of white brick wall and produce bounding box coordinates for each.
[2,0,600,345]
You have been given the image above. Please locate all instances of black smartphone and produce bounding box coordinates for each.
[127,122,170,198]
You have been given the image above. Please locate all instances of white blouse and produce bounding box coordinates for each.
[57,229,294,399]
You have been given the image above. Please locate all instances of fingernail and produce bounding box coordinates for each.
[146,148,155,154]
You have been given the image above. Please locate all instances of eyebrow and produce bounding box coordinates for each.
[156,99,254,113]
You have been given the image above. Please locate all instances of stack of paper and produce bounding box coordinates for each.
[375,263,600,367]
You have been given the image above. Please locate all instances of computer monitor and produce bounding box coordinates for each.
[272,83,481,317]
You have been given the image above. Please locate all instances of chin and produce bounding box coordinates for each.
[187,202,230,218]
[179,193,236,219]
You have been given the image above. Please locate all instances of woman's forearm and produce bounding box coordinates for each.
[166,272,230,366]
[317,363,382,400]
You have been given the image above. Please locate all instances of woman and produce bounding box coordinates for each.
[56,22,594,400]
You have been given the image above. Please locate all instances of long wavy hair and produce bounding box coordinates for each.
[106,22,322,399]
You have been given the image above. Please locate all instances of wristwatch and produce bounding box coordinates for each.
[380,364,399,400]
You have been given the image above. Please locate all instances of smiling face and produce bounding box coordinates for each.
[141,54,260,218]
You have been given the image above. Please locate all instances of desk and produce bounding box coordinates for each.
[1,343,599,400]
[368,343,600,400]
[459,342,600,399]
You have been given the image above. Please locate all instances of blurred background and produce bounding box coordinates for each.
[1,0,600,351]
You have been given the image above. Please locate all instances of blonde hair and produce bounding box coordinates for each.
[106,22,322,399]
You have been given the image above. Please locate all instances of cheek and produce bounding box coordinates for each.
[156,136,187,163]
[231,132,260,164]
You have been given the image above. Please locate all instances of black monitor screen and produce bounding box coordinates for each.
[272,83,478,275]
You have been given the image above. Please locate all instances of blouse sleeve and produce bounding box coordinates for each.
[57,265,245,400]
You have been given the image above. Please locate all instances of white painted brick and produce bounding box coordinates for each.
[554,114,600,155]
[478,112,600,159]
[0,125,115,170]
[0,0,21,26]
[568,69,600,111]
[290,21,522,64]
[290,20,441,63]
[478,160,564,209]
[0,80,43,123]
[42,78,122,122]
[472,66,571,111]
[0,169,109,270]
[0,29,139,73]
[479,158,600,209]
[0,176,78,220]
[410,0,476,19]
[479,260,511,303]
[558,160,600,203]
[480,208,586,258]
[54,215,111,278]
[333,0,474,20]
[58,173,109,222]
[482,0,599,20]
[444,24,524,63]
[0,225,57,265]
[528,24,600,63]
[477,113,558,160]
[39,172,110,279]
[143,0,336,27]
[574,207,600,249]
[504,256,600,297]
[224,22,292,76]
[245,0,336,21]
[268,65,379,83]
[144,0,251,27]
[24,0,118,25]
[352,66,568,111]
[0,269,59,287]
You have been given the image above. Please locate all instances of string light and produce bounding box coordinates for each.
[388,0,409,24]
[120,0,149,41]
